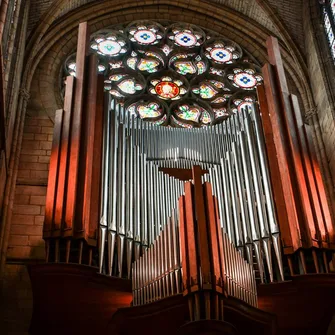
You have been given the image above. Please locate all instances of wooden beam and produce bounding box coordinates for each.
[204,182,223,293]
[184,181,199,292]
[192,166,211,290]
[291,95,327,247]
[80,54,98,241]
[260,65,301,252]
[304,123,335,248]
[65,22,90,237]
[178,195,189,294]
[82,68,104,245]
[54,76,74,237]
[44,109,63,239]
[267,36,315,248]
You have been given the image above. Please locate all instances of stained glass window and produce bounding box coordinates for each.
[321,0,335,62]
[63,21,263,128]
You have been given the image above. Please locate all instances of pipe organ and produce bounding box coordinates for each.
[38,21,335,335]
[98,101,284,291]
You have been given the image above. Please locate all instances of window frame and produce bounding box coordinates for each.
[320,0,335,62]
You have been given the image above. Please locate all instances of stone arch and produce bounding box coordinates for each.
[25,0,313,119]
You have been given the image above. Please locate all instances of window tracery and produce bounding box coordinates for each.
[320,0,335,61]
[64,21,263,127]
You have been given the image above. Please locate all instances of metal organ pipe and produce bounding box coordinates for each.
[99,101,284,288]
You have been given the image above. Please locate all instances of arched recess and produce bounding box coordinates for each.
[24,0,312,118]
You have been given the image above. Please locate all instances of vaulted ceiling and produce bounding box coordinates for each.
[27,0,305,54]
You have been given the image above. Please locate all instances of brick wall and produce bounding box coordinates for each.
[7,114,53,261]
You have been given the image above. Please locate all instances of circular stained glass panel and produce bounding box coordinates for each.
[233,72,257,89]
[134,30,157,45]
[98,40,121,55]
[155,81,180,99]
[175,32,197,47]
[210,48,232,63]
[138,102,161,118]
[176,105,201,122]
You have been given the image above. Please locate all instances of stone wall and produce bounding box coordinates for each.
[304,1,335,191]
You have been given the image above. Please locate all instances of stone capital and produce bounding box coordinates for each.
[19,88,30,102]
[304,107,318,124]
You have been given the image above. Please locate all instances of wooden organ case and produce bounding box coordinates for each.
[29,22,335,335]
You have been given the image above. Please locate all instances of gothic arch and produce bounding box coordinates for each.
[24,0,312,118]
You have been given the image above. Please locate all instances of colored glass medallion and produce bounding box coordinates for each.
[98,40,122,55]
[134,29,157,44]
[176,105,201,122]
[155,81,180,99]
[175,31,197,47]
[201,111,211,124]
[118,79,142,94]
[138,59,160,73]
[199,83,218,99]
[210,47,232,63]
[214,108,228,118]
[174,61,197,75]
[161,45,172,56]
[138,102,161,118]
[197,61,206,74]
[127,57,137,70]
[233,72,257,89]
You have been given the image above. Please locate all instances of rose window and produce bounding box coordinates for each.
[64,21,263,127]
